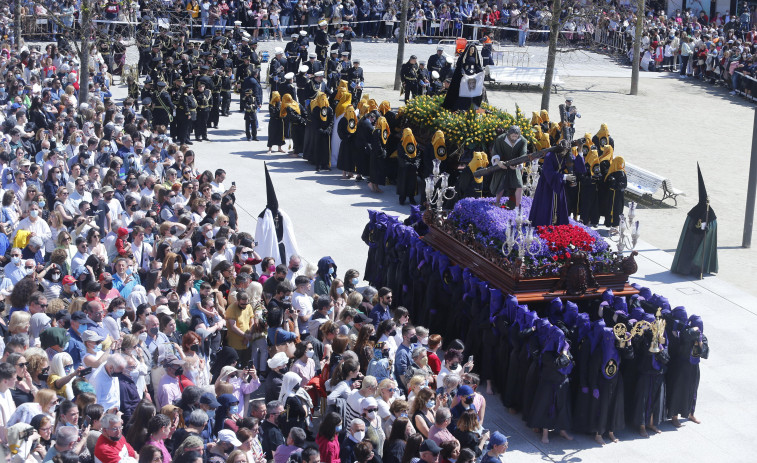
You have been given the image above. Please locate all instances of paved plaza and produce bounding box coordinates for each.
[119,39,756,461]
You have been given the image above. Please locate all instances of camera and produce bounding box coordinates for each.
[19,428,34,440]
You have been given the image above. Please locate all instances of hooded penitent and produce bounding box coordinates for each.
[375,116,389,145]
[255,163,300,269]
[316,92,330,121]
[335,92,352,118]
[432,130,447,161]
[671,163,718,275]
[344,105,358,134]
[595,123,611,147]
[605,156,625,181]
[401,128,417,158]
[280,94,299,118]
[468,151,489,184]
[270,91,281,106]
[379,100,391,115]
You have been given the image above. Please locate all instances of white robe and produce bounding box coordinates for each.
[331,114,344,168]
[255,208,300,273]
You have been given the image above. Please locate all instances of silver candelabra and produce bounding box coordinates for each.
[501,206,540,261]
[424,158,456,220]
[523,160,540,196]
[608,201,641,254]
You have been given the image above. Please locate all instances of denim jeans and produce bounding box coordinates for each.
[280,14,290,35]
[518,30,527,46]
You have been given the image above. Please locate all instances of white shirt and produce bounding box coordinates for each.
[0,387,17,442]
[15,216,52,246]
[131,241,153,271]
[210,181,224,195]
[72,251,90,271]
[91,364,120,412]
[292,291,314,325]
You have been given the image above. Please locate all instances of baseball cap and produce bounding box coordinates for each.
[217,429,242,446]
[420,440,441,454]
[200,392,221,408]
[81,330,104,342]
[71,311,95,325]
[62,275,76,285]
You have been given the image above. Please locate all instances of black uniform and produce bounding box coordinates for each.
[194,88,211,141]
[176,90,197,144]
[401,61,419,101]
[269,56,287,93]
[242,92,258,140]
[314,28,330,62]
[209,73,223,128]
[428,52,446,78]
[220,73,233,116]
[152,86,175,128]
[346,65,364,102]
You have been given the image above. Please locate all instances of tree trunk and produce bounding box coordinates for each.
[394,0,409,91]
[630,0,645,95]
[14,2,22,52]
[540,0,561,111]
[78,0,92,105]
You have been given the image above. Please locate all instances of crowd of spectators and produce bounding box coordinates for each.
[0,18,514,463]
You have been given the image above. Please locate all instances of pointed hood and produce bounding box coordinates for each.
[688,163,716,222]
[263,163,279,215]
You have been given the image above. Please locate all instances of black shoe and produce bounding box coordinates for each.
[253,137,259,141]
[185,141,193,145]
[214,125,218,129]
[247,137,251,141]
[399,197,406,205]
[355,175,363,182]
[409,197,417,205]
[195,139,201,142]
[316,167,320,172]
[203,138,209,141]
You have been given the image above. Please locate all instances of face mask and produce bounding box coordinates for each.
[328,267,334,275]
[409,335,419,344]
[352,430,365,442]
[38,200,45,208]
[115,309,126,318]
[75,136,82,143]
[327,307,334,315]
[55,172,62,181]
[336,287,344,295]
[450,363,459,370]
[206,231,213,239]
[463,396,474,405]
[389,329,397,337]
[190,344,200,352]
[400,412,408,418]
[174,367,184,376]
[291,266,299,272]
[174,262,180,270]
[30,210,39,218]
[240,253,249,260]
[26,268,33,275]
[230,405,239,414]
[351,277,359,285]
[335,425,342,433]
[267,265,275,273]
[283,295,292,303]
[306,350,315,358]
[103,282,113,290]
[51,273,61,281]
[426,400,435,409]
[149,327,159,336]
[365,411,376,420]
[94,344,102,352]
[138,332,147,342]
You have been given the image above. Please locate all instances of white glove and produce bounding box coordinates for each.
[564,174,576,182]
[700,222,707,230]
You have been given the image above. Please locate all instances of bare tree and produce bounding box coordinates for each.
[540,0,562,111]
[630,0,645,95]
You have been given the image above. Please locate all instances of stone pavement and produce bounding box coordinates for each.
[113,39,756,461]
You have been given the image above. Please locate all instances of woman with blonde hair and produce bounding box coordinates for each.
[48,352,79,400]
[409,387,437,438]
[160,404,184,436]
[9,311,31,335]
[226,449,248,463]
[8,388,58,425]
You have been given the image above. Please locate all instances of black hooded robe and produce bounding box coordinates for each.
[671,164,718,275]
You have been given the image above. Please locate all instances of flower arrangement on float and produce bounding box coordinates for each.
[446,197,614,277]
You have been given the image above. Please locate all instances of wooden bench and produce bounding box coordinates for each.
[624,162,685,206]
[486,66,563,93]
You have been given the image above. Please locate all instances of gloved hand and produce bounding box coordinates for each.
[592,389,600,399]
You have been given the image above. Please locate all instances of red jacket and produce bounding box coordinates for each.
[316,434,340,463]
[94,434,136,463]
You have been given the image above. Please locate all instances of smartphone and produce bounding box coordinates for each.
[79,366,93,377]
[468,355,474,364]
[83,416,91,429]
[232,181,236,186]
